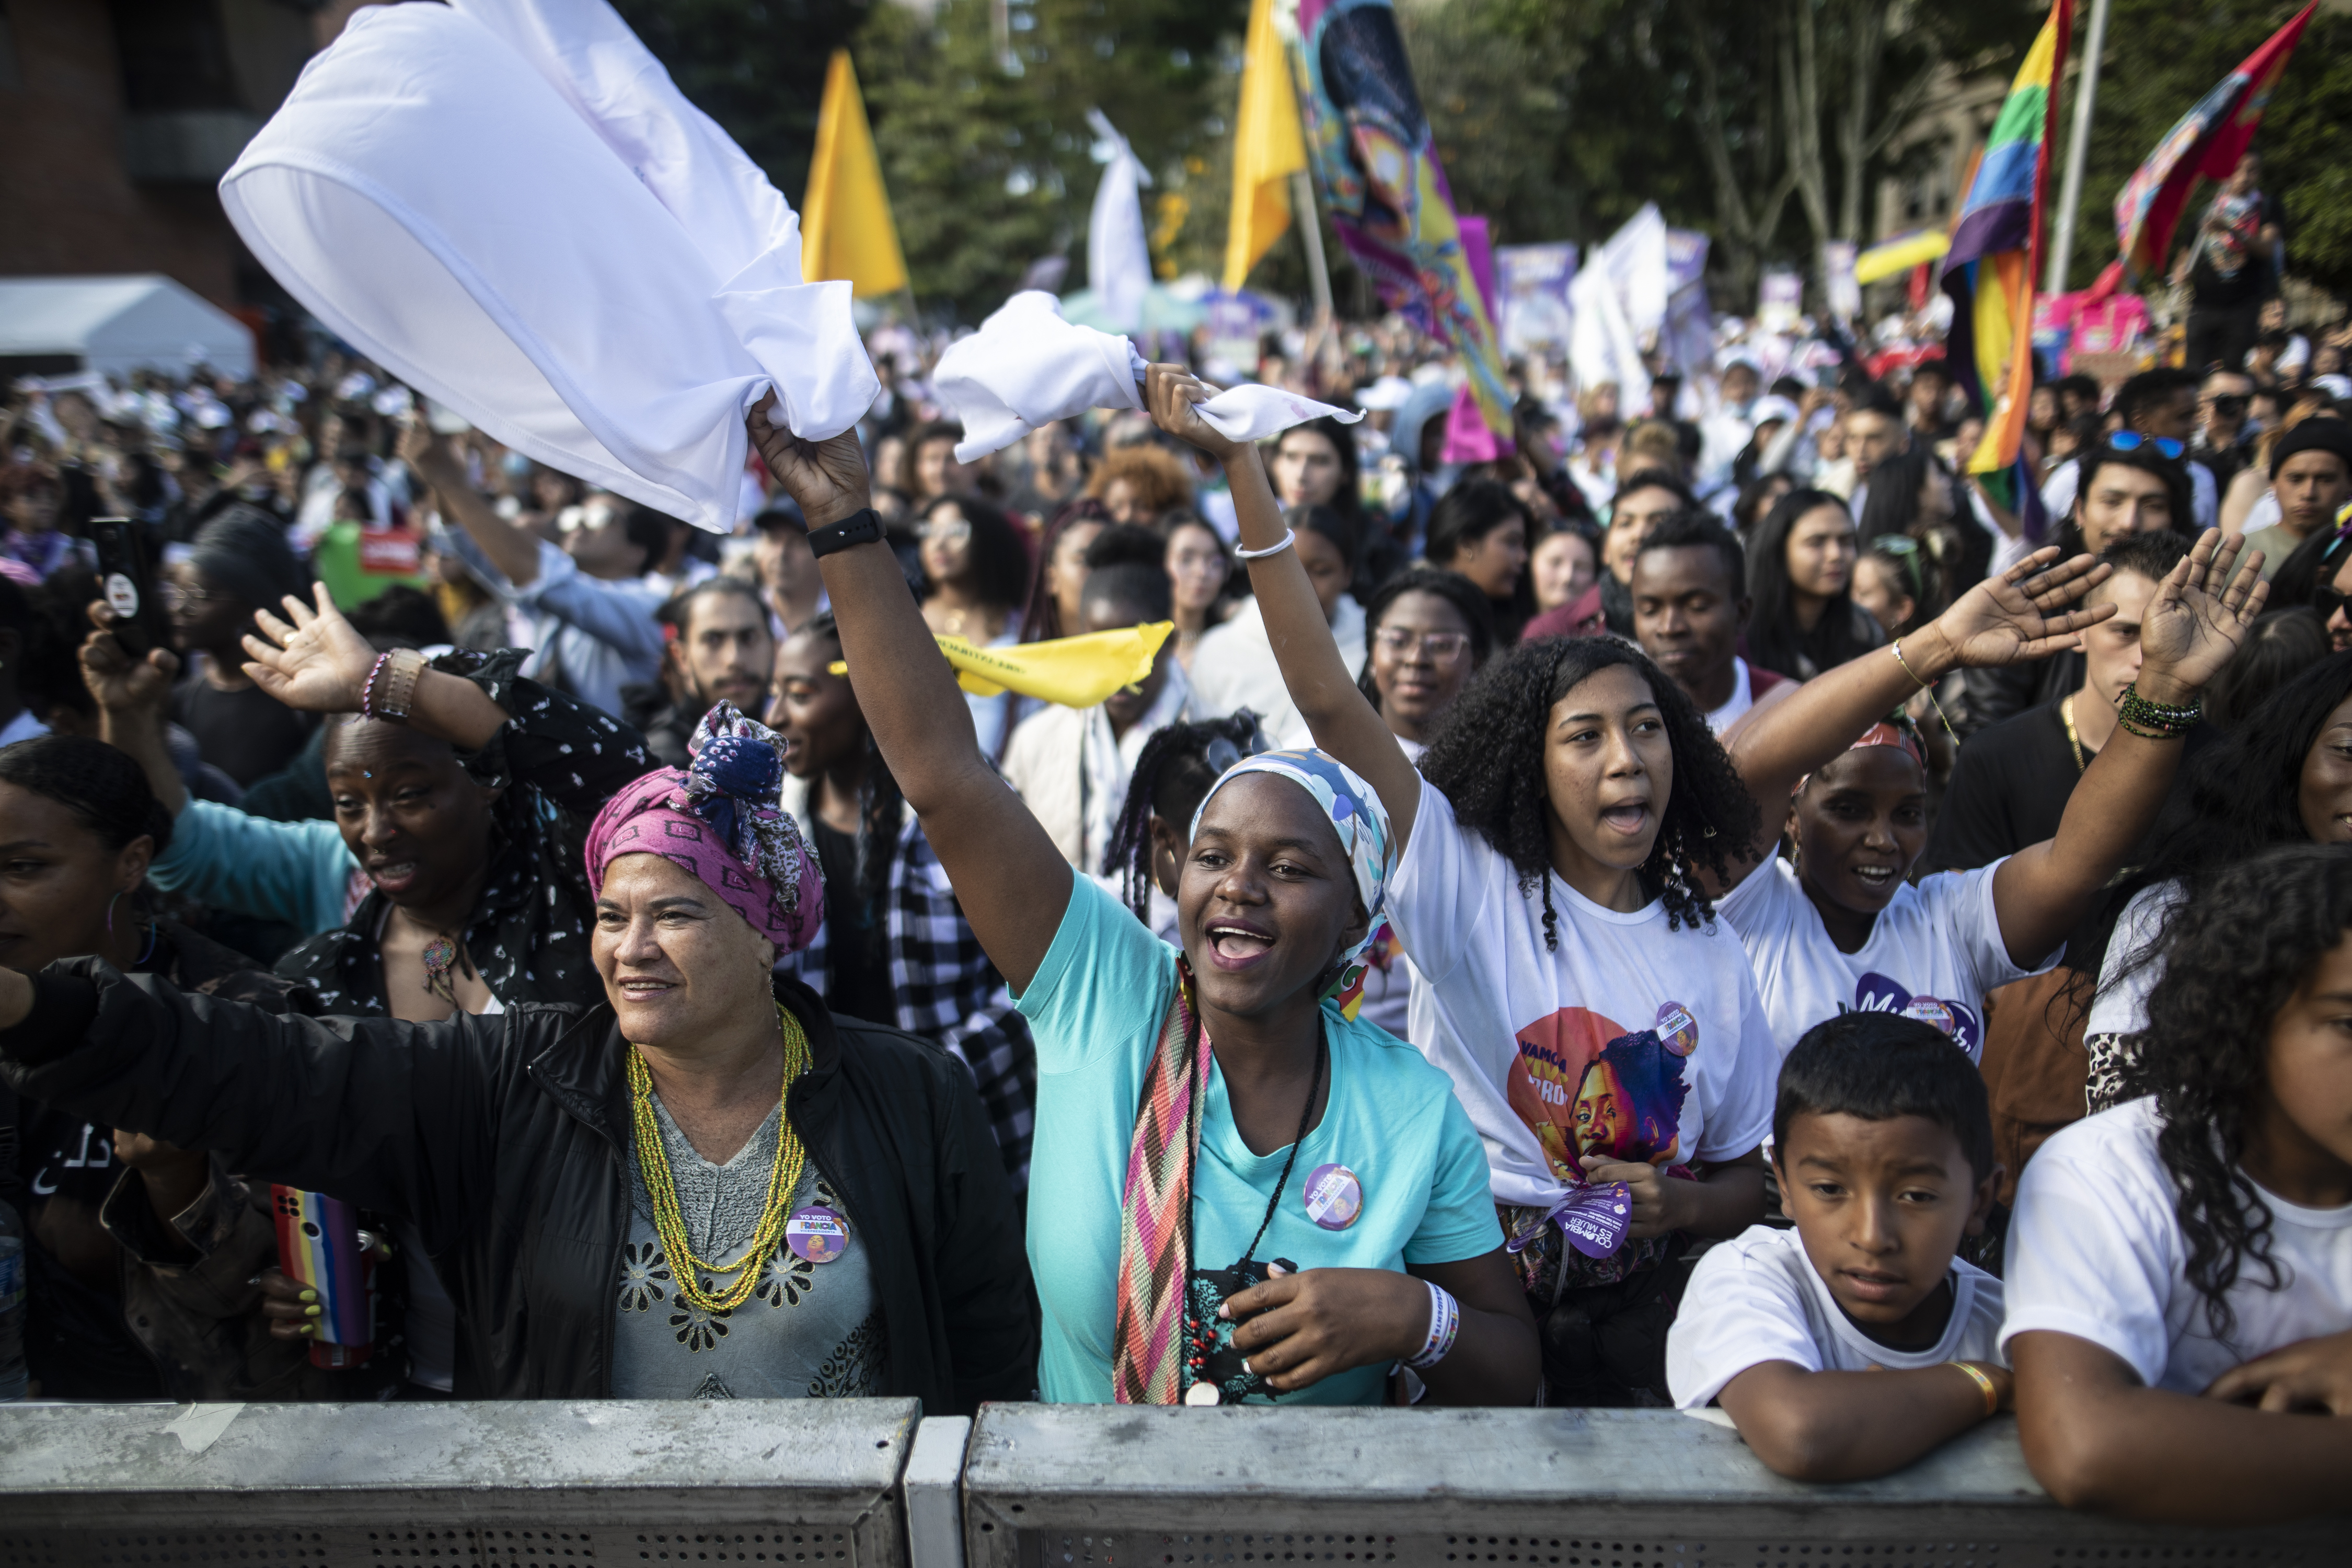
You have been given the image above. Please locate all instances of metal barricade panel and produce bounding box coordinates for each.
[959,1405,2341,1568]
[0,1398,918,1568]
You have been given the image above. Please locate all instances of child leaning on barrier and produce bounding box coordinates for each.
[2005,843,2352,1525]
[1665,1014,2008,1480]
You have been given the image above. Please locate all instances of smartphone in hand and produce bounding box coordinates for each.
[89,517,175,659]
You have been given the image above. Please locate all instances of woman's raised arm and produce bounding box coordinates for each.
[1140,367,1426,849]
[746,399,1070,991]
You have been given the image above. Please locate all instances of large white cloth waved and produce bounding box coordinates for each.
[1085,109,1153,337]
[218,1,874,535]
[932,292,1359,464]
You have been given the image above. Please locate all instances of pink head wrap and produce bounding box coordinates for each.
[1794,716,1928,795]
[584,703,825,954]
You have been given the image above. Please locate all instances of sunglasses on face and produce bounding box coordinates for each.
[2316,584,2349,624]
[2209,395,2249,419]
[2104,432,2185,460]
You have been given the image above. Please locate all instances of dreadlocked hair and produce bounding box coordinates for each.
[1417,638,1758,948]
[1101,711,1264,922]
[2116,843,2352,1346]
[805,613,904,913]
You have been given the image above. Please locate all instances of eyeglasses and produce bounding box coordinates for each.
[2208,395,2249,419]
[920,518,972,545]
[159,581,228,609]
[556,503,623,533]
[1374,627,1473,661]
[2104,432,2185,460]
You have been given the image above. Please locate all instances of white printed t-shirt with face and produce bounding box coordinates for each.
[2001,1097,2352,1394]
[1667,1223,2005,1408]
[1716,855,2050,1064]
[1389,781,1779,1213]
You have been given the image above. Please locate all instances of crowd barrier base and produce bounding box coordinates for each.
[957,1405,2342,1568]
[2,1400,2342,1568]
[0,1397,917,1567]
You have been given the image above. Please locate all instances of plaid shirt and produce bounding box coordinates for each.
[780,780,1036,1192]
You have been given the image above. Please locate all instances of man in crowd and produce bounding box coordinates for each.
[1841,386,1910,516]
[2040,368,2217,529]
[752,501,827,636]
[624,578,779,768]
[1625,511,1787,735]
[1521,470,1694,640]
[1905,359,1956,444]
[406,426,668,719]
[2194,368,2258,490]
[2244,418,2352,572]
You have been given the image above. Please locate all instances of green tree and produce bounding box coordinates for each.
[858,0,1247,319]
[612,0,873,202]
[2051,0,2352,297]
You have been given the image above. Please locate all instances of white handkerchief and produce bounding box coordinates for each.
[932,292,1357,464]
[220,0,874,534]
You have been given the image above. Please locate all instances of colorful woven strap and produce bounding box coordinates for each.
[1110,967,1210,1404]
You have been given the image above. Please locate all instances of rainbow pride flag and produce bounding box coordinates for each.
[1943,2,2071,485]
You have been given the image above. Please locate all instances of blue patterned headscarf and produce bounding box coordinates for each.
[1190,747,1395,999]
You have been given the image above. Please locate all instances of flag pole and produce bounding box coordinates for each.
[1292,169,1335,323]
[2048,0,2112,294]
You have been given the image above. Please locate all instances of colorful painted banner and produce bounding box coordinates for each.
[1292,0,1511,435]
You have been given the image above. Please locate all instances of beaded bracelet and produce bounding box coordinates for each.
[359,651,394,721]
[2117,682,2200,741]
[1403,1280,1461,1371]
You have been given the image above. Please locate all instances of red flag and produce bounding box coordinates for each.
[2113,4,2316,280]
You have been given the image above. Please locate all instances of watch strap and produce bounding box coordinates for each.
[378,648,428,722]
[806,507,885,559]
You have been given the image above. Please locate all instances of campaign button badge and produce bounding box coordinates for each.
[786,1206,849,1264]
[1304,1163,1364,1231]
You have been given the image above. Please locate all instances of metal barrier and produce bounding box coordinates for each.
[2,1401,2341,1568]
[958,1405,2342,1568]
[0,1397,918,1567]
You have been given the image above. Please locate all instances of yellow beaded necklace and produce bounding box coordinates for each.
[627,1002,812,1315]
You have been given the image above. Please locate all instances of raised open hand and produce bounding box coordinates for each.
[241,583,379,713]
[746,394,871,530]
[2135,528,2269,700]
[1143,363,1241,460]
[1928,546,2118,671]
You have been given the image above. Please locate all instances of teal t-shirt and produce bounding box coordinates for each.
[1015,875,1500,1405]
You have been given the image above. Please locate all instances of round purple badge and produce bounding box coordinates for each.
[1304,1163,1364,1231]
[785,1206,849,1264]
[1655,1001,1699,1057]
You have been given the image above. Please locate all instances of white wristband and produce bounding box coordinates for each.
[1235,528,1297,561]
[1403,1280,1460,1371]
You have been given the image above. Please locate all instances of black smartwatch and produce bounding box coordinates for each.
[805,506,885,558]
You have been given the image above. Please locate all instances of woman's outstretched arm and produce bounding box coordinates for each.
[1140,367,1426,850]
[747,400,1070,991]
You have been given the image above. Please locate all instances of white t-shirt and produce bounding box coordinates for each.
[1668,1224,2006,1408]
[1717,856,2048,1064]
[2002,1098,2352,1394]
[1388,782,1779,1211]
[1704,659,1756,735]
[2084,880,2181,1038]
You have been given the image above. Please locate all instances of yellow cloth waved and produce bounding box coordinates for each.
[832,623,1173,708]
[1222,0,1308,291]
[803,50,908,299]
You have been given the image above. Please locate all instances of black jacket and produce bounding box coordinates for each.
[0,962,1035,1413]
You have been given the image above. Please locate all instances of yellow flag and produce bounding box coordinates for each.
[832,624,1173,709]
[1221,0,1307,291]
[802,50,908,299]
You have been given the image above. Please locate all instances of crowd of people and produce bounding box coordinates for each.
[2,181,2349,1520]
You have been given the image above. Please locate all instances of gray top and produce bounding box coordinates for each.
[612,1092,884,1401]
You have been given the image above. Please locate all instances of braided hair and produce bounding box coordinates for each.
[1100,711,1264,921]
[2117,843,2352,1345]
[803,613,906,915]
[1417,638,1758,946]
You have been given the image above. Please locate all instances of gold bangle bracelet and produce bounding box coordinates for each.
[1949,1359,1999,1417]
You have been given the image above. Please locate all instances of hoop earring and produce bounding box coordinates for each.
[106,890,121,933]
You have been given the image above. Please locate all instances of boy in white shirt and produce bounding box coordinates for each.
[1668,1013,2009,1479]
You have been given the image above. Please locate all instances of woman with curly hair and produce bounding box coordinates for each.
[2004,843,2352,1524]
[1086,443,1194,529]
[1707,531,2262,1066]
[1141,366,1782,1406]
[2084,650,2352,1109]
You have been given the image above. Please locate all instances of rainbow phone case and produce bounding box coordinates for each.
[271,1186,374,1370]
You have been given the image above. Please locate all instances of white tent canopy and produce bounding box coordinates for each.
[0,275,255,378]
